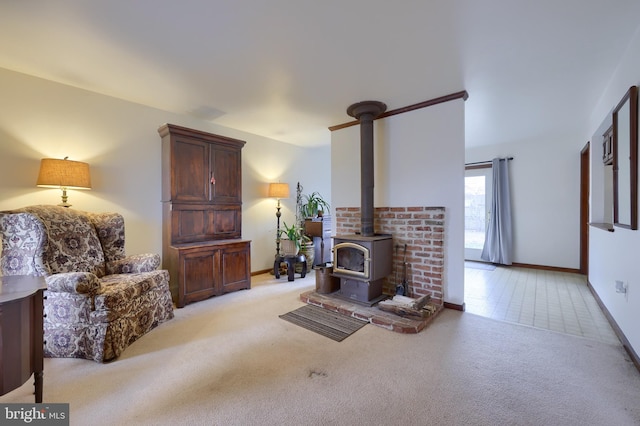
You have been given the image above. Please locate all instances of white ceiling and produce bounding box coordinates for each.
[1,1,639,148]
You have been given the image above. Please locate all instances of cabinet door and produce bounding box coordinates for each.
[220,242,251,293]
[179,248,219,305]
[211,146,241,203]
[172,138,211,202]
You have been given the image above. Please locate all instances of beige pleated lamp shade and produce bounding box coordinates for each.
[268,182,289,199]
[36,158,92,189]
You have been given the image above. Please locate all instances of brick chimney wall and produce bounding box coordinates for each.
[334,206,445,305]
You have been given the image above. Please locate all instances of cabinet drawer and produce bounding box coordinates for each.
[170,205,242,243]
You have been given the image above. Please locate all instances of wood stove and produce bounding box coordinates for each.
[331,100,393,305]
[333,234,393,304]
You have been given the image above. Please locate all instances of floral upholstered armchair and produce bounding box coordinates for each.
[0,205,174,362]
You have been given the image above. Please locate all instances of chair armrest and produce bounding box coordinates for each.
[45,272,101,295]
[106,253,161,274]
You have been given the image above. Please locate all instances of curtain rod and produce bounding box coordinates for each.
[465,157,514,166]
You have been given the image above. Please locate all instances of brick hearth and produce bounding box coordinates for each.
[334,206,446,305]
[300,290,443,334]
[298,205,446,333]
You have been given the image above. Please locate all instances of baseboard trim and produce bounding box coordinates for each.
[587,280,640,373]
[251,268,273,276]
[444,301,465,311]
[510,262,581,274]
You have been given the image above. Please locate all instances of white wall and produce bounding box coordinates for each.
[587,25,640,355]
[465,134,584,269]
[331,100,465,305]
[0,68,331,273]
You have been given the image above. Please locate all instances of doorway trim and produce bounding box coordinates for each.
[580,142,590,275]
[464,164,492,261]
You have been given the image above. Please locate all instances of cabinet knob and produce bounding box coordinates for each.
[211,173,216,185]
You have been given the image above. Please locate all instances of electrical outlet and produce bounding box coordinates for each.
[615,280,627,294]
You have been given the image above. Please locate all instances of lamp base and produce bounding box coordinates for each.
[275,200,282,257]
[58,188,72,208]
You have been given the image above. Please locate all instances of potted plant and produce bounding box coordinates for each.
[300,191,330,219]
[293,184,327,270]
[279,221,304,255]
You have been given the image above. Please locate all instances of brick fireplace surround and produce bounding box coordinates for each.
[301,206,446,334]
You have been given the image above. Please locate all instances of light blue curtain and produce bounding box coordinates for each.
[481,158,513,265]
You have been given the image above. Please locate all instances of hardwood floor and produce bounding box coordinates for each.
[464,262,619,345]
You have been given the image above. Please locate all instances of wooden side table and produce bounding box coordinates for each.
[273,254,307,281]
[304,216,332,266]
[0,275,47,402]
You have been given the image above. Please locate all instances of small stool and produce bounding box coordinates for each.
[274,254,307,281]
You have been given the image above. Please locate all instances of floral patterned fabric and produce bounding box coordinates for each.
[106,253,161,275]
[0,213,49,276]
[14,205,107,277]
[0,205,174,362]
[86,211,126,262]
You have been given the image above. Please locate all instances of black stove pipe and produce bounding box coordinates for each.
[346,100,387,237]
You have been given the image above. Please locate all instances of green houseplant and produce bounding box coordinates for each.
[299,189,330,271]
[292,184,328,270]
[279,221,305,255]
[300,191,330,219]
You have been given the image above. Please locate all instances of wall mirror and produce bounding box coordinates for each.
[613,85,638,229]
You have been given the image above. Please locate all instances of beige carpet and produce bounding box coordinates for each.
[2,273,640,425]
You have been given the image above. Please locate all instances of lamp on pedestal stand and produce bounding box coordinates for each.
[268,182,290,258]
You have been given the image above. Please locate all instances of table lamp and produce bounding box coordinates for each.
[36,157,92,207]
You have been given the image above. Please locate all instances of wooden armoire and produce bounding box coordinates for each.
[158,124,251,307]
